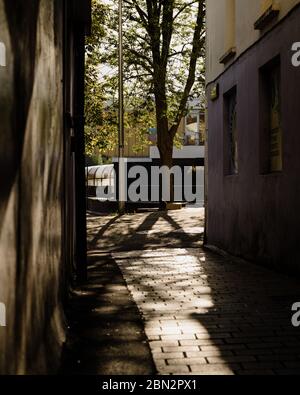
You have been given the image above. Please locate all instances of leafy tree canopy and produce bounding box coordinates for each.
[85,0,205,162]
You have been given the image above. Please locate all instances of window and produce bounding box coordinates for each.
[224,87,238,175]
[260,57,282,173]
[185,113,200,146]
[148,127,157,144]
[184,111,205,146]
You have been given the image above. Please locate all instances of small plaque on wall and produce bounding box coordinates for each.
[0,42,6,67]
[210,83,219,101]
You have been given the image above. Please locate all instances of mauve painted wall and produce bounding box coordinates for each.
[206,6,300,273]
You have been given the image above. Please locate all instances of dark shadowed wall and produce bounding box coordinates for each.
[206,6,300,273]
[0,0,65,374]
[0,0,90,374]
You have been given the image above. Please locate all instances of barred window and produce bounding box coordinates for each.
[260,57,282,173]
[224,87,238,175]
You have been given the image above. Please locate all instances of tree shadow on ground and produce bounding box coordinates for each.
[89,214,123,249]
[87,209,204,253]
[186,251,300,375]
[114,246,300,375]
[61,208,203,375]
[65,208,300,375]
[60,253,156,375]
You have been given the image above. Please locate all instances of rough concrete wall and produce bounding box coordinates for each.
[0,0,66,374]
[206,6,300,274]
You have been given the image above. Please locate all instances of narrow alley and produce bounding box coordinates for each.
[2,0,300,383]
[62,208,300,375]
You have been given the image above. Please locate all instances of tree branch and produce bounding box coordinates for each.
[127,48,154,75]
[124,0,149,31]
[168,43,189,58]
[161,0,174,68]
[173,0,198,22]
[146,0,161,75]
[170,0,205,136]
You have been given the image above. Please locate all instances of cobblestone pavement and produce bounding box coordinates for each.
[87,207,204,252]
[113,248,300,375]
[85,206,300,376]
[60,253,156,375]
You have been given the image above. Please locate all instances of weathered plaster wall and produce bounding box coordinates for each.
[206,6,300,273]
[0,0,66,374]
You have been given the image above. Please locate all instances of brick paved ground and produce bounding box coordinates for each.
[87,207,204,252]
[107,208,300,375]
[113,246,300,375]
[60,253,155,374]
[65,208,300,375]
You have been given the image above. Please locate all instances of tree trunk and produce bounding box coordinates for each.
[160,145,174,207]
[156,113,174,206]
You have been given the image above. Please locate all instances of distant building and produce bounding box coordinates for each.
[205,0,300,272]
[103,100,205,161]
[86,100,205,208]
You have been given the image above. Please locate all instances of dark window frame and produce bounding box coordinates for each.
[223,85,239,176]
[259,55,283,174]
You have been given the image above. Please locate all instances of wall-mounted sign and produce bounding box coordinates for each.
[0,302,6,327]
[0,42,6,67]
[210,83,219,101]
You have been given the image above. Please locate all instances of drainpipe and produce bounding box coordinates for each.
[118,0,125,213]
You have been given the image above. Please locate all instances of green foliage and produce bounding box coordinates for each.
[85,0,117,156]
[85,0,206,158]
